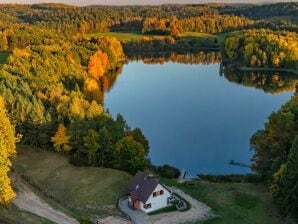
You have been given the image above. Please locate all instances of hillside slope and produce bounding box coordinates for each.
[13,146,132,219]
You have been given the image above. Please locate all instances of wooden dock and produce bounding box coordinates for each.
[178,169,186,180]
[229,160,251,168]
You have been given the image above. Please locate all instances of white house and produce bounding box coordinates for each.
[127,171,172,213]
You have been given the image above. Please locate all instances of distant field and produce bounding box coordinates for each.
[0,52,9,64]
[85,31,162,42]
[180,32,227,44]
[162,179,291,224]
[13,146,132,218]
[86,31,226,43]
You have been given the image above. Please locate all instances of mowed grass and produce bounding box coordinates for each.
[13,146,132,217]
[180,32,227,44]
[85,30,163,42]
[85,30,226,44]
[162,179,292,224]
[0,52,9,64]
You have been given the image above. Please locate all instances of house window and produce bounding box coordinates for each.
[153,190,164,197]
[144,203,151,209]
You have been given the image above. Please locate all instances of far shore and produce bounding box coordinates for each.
[237,66,298,75]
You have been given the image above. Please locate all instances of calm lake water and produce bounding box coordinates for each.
[104,53,295,176]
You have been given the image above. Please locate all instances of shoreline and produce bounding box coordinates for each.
[237,66,298,75]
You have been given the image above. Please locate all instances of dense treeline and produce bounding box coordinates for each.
[123,36,219,53]
[0,3,296,37]
[218,2,298,19]
[217,3,298,32]
[142,16,253,35]
[0,22,67,52]
[0,4,219,34]
[0,97,17,204]
[1,2,296,35]
[223,29,298,70]
[251,94,298,218]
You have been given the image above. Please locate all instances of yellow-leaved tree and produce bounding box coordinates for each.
[0,97,17,204]
[83,78,103,102]
[88,50,109,79]
[51,124,72,153]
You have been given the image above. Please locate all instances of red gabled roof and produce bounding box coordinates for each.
[128,171,159,203]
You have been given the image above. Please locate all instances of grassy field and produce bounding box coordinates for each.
[86,30,226,44]
[13,145,132,218]
[162,179,293,224]
[0,52,9,64]
[85,30,163,42]
[180,32,227,44]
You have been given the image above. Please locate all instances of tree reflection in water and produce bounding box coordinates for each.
[100,51,297,99]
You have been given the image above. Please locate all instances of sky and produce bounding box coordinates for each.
[1,0,297,6]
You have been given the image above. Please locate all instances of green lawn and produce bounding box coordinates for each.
[0,52,9,64]
[161,179,293,224]
[85,31,163,42]
[180,32,227,44]
[85,30,226,44]
[13,146,132,218]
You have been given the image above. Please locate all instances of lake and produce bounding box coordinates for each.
[104,52,295,176]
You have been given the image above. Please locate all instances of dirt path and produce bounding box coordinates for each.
[150,187,213,224]
[13,181,79,224]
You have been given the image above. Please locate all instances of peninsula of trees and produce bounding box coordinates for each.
[223,29,298,72]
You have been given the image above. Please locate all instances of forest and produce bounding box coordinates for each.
[0,1,297,221]
[223,29,298,71]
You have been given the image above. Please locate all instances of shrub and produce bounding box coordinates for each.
[80,216,92,224]
[157,164,180,178]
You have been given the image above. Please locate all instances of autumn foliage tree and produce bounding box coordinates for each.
[0,97,17,204]
[96,36,125,69]
[83,78,103,102]
[51,124,72,153]
[88,50,109,79]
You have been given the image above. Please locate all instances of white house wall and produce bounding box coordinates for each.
[140,184,171,213]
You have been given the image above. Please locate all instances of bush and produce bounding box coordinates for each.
[80,216,92,224]
[157,164,181,178]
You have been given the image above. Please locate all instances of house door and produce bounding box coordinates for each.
[133,200,140,209]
